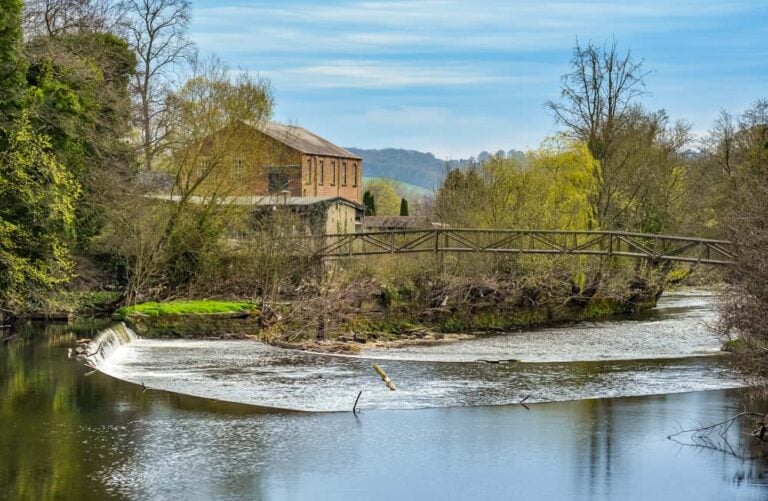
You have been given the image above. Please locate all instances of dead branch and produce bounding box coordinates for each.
[668,411,768,460]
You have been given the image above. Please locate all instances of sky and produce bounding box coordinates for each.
[190,0,768,158]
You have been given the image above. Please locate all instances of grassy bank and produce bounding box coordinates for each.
[115,300,257,319]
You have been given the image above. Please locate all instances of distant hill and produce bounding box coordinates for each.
[347,148,447,191]
[347,147,526,190]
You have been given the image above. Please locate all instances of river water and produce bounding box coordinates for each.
[97,289,741,411]
[2,290,768,500]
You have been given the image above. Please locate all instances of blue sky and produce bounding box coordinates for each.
[190,0,768,158]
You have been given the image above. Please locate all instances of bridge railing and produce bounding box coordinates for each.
[282,229,734,266]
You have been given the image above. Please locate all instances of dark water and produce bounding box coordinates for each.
[2,302,768,499]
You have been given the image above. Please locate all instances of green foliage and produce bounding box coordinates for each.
[436,139,598,230]
[23,32,137,245]
[399,198,409,216]
[666,268,691,285]
[0,0,25,125]
[364,178,401,216]
[0,112,80,311]
[116,299,256,318]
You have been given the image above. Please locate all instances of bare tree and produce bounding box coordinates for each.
[23,0,123,37]
[546,38,652,228]
[120,0,194,171]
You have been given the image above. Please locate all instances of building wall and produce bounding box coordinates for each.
[300,154,362,203]
[325,202,358,234]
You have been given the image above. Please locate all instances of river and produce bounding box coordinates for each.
[2,290,768,500]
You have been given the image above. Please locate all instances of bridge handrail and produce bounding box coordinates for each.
[310,228,732,245]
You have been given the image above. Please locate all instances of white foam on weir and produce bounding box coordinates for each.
[86,323,138,373]
[359,290,723,363]
[90,290,745,412]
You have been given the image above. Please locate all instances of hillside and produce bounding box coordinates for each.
[347,147,526,190]
[347,148,447,190]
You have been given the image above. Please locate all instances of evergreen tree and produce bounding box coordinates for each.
[363,190,376,216]
[399,198,409,216]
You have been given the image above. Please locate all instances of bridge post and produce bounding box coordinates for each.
[436,229,444,274]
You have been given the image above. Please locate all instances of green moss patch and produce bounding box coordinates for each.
[116,300,257,319]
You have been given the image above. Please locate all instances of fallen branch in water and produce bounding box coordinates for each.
[373,364,396,391]
[667,410,768,459]
[519,395,531,410]
[353,390,363,415]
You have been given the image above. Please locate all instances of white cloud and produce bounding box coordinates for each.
[271,60,527,88]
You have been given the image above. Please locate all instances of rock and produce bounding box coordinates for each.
[353,332,368,343]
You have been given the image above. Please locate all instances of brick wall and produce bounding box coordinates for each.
[301,154,362,203]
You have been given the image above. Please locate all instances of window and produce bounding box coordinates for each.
[342,162,347,186]
[268,172,289,193]
[353,163,359,187]
[319,160,324,185]
[232,159,244,181]
[305,158,312,184]
[331,161,336,186]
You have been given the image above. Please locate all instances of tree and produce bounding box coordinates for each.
[546,38,651,228]
[718,99,768,387]
[0,0,25,128]
[121,0,194,171]
[434,167,484,227]
[434,140,598,231]
[363,190,375,216]
[546,39,696,232]
[24,31,137,244]
[399,198,409,216]
[98,58,274,300]
[22,0,123,37]
[364,178,400,216]
[0,112,80,316]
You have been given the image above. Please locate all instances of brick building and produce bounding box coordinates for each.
[199,121,363,204]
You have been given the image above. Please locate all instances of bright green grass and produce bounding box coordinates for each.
[116,300,257,318]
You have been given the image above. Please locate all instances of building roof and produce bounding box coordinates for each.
[250,122,362,160]
[363,216,433,229]
[149,194,364,210]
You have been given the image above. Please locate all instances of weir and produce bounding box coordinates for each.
[85,323,138,372]
[86,292,743,412]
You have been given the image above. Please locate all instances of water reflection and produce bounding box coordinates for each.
[2,321,768,500]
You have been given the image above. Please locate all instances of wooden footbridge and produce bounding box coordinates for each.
[290,229,734,266]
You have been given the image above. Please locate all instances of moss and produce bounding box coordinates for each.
[721,338,744,353]
[115,300,257,319]
[666,268,691,285]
